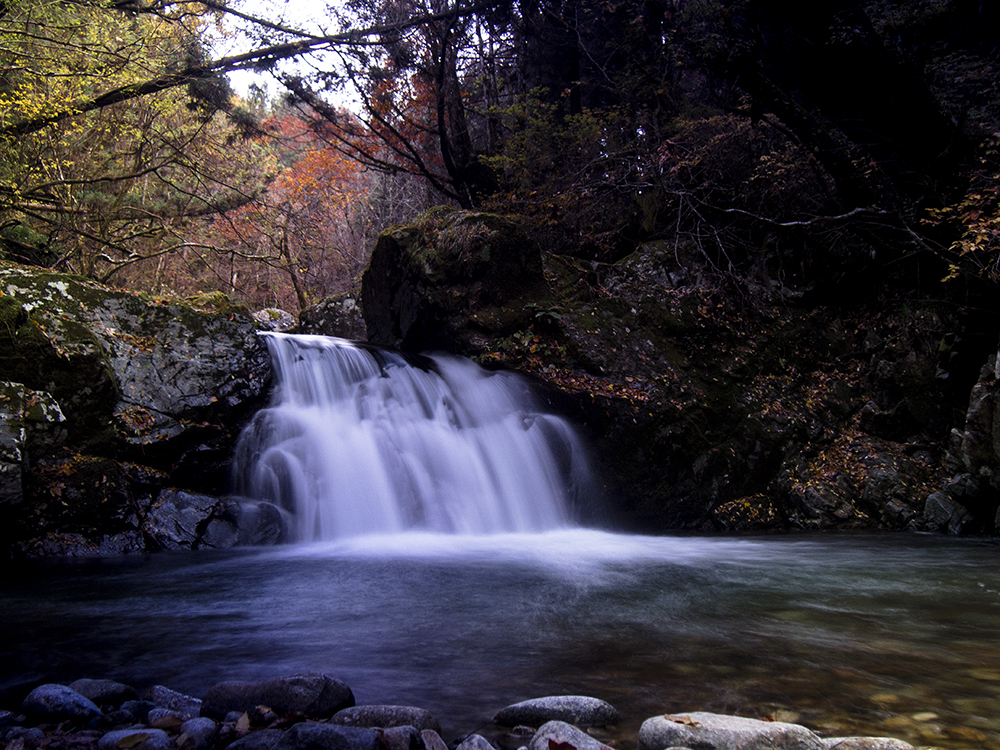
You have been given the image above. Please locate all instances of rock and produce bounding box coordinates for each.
[148,708,190,729]
[332,705,441,733]
[821,739,914,749]
[143,489,226,550]
[201,673,354,719]
[638,712,826,750]
[494,696,620,728]
[253,309,297,332]
[228,729,287,750]
[380,725,422,750]
[527,721,614,750]
[21,683,102,724]
[274,722,381,750]
[420,729,449,750]
[924,491,973,534]
[145,685,202,719]
[97,728,173,750]
[299,293,367,341]
[67,678,138,708]
[237,502,289,546]
[361,208,549,352]
[179,717,218,750]
[455,734,496,750]
[104,700,158,726]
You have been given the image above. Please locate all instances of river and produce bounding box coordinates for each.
[2,530,998,749]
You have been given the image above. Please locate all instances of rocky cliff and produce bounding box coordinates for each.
[0,263,279,556]
[356,208,1000,534]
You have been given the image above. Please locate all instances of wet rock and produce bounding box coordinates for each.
[237,502,289,546]
[201,673,354,719]
[299,293,367,341]
[420,729,449,750]
[455,734,495,750]
[494,696,621,728]
[924,491,973,534]
[332,706,441,733]
[97,728,173,750]
[21,684,102,724]
[179,717,218,750]
[274,722,381,750]
[143,490,224,550]
[638,712,826,750]
[380,725,422,750]
[228,729,287,750]
[821,739,914,749]
[527,721,614,750]
[67,678,138,708]
[144,685,201,720]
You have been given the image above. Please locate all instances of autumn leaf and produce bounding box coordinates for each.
[667,715,701,727]
[117,733,150,748]
[236,713,251,734]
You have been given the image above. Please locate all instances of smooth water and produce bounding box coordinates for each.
[2,532,999,749]
[233,334,592,540]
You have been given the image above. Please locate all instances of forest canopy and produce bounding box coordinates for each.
[1,0,998,312]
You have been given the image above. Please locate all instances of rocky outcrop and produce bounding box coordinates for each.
[299,293,367,340]
[358,209,1000,533]
[0,261,274,556]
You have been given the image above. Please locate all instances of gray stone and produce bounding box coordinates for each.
[67,678,138,707]
[420,729,449,750]
[380,725,422,750]
[144,489,223,550]
[274,722,381,750]
[98,729,173,750]
[201,673,354,719]
[455,735,495,750]
[332,705,441,733]
[923,491,973,534]
[821,739,914,750]
[638,712,825,750]
[494,696,621,728]
[145,685,202,719]
[298,294,366,341]
[179,717,218,750]
[253,309,297,332]
[527,721,614,750]
[237,502,289,546]
[227,729,287,750]
[21,683,102,723]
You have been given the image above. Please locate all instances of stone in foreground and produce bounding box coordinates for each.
[494,695,621,728]
[22,683,102,723]
[527,721,615,750]
[639,712,826,750]
[274,722,381,750]
[201,673,354,719]
[331,705,441,733]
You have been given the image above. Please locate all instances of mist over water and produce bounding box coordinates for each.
[232,334,593,540]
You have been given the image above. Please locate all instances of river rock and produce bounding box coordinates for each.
[455,734,496,750]
[494,696,621,728]
[143,490,224,550]
[145,685,202,719]
[97,728,173,750]
[380,725,422,750]
[179,717,218,750]
[638,712,826,750]
[21,683,102,724]
[228,729,287,750]
[421,729,449,750]
[67,678,138,707]
[821,739,914,749]
[527,721,614,750]
[274,722,381,750]
[332,705,441,733]
[201,673,354,719]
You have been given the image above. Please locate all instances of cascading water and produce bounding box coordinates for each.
[233,333,594,541]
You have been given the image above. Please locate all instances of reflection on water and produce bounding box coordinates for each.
[1,531,999,749]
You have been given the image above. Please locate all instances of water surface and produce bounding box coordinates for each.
[2,530,999,749]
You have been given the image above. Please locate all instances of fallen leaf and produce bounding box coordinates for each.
[117,733,150,749]
[236,713,251,734]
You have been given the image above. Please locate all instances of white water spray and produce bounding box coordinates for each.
[233,333,594,541]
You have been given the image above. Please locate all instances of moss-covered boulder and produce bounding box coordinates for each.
[0,261,272,556]
[361,208,549,352]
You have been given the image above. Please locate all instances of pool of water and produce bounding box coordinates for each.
[2,530,999,749]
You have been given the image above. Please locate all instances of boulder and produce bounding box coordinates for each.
[179,717,218,750]
[494,696,621,728]
[145,685,202,720]
[299,293,367,341]
[361,208,549,353]
[67,678,138,708]
[527,721,614,750]
[97,729,173,750]
[455,735,495,750]
[274,723,381,750]
[21,683,102,724]
[201,673,354,719]
[380,725,422,750]
[638,712,825,750]
[332,705,441,733]
[0,262,272,556]
[143,489,225,550]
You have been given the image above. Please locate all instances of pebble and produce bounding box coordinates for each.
[0,676,950,750]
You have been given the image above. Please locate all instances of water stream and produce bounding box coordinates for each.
[2,335,999,750]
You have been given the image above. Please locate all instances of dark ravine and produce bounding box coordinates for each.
[0,673,920,750]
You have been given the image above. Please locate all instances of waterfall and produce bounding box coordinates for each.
[233,333,594,541]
